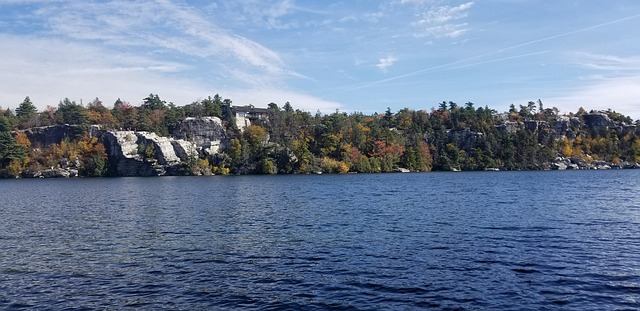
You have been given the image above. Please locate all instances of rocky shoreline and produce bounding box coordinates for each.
[11,112,640,178]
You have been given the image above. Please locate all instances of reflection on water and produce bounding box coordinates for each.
[1,171,639,310]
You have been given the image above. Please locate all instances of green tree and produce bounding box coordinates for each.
[16,96,37,119]
[16,96,38,128]
[0,132,28,173]
[0,116,11,132]
[142,94,166,110]
[57,98,88,126]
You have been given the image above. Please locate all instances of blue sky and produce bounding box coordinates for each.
[1,0,640,119]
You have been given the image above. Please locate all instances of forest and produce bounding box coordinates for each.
[1,94,639,177]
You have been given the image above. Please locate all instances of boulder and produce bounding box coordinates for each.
[41,168,71,178]
[566,163,579,170]
[393,168,410,173]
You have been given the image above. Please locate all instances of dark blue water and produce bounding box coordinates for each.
[1,170,639,310]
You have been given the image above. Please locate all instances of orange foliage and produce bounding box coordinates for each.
[370,140,404,159]
[15,132,31,148]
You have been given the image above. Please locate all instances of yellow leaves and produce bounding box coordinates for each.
[85,110,102,124]
[191,158,213,176]
[561,137,573,157]
[336,161,349,174]
[77,134,107,159]
[243,125,267,150]
[5,159,23,177]
[320,157,350,173]
[51,140,77,159]
[212,166,230,175]
[15,132,31,148]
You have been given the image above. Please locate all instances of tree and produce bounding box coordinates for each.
[243,125,268,152]
[142,94,166,110]
[76,134,108,177]
[0,132,28,174]
[0,116,11,132]
[57,98,88,126]
[202,95,223,117]
[16,96,38,128]
[16,96,37,119]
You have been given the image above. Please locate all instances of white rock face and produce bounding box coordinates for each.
[171,117,227,154]
[103,130,199,176]
[137,132,181,164]
[172,139,198,161]
[106,131,141,160]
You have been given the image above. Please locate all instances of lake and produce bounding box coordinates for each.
[1,170,639,310]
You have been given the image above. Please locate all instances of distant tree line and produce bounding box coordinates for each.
[0,94,639,177]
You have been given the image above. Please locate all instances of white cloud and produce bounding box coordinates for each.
[396,0,437,5]
[0,17,336,112]
[0,34,204,107]
[545,52,640,119]
[0,34,341,112]
[216,0,305,30]
[545,77,640,119]
[0,0,345,113]
[226,88,342,113]
[421,2,473,24]
[377,55,398,71]
[32,0,292,78]
[411,1,475,38]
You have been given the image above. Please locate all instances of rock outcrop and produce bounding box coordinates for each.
[171,117,227,156]
[497,113,633,141]
[496,121,520,134]
[583,113,612,135]
[446,129,483,151]
[550,156,636,170]
[21,124,84,147]
[101,131,198,177]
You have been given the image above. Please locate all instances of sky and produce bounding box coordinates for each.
[1,0,640,119]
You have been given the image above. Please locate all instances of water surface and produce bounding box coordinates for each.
[1,170,639,310]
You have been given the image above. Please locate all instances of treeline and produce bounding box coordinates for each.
[1,95,639,177]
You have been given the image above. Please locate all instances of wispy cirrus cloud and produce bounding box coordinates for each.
[414,2,474,38]
[571,52,640,71]
[36,0,292,77]
[0,0,342,112]
[397,1,474,38]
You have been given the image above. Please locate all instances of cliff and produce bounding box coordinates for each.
[496,113,638,140]
[100,117,226,176]
[101,131,198,177]
[171,117,227,156]
[21,124,84,147]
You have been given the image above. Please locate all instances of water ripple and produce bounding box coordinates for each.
[0,171,639,310]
